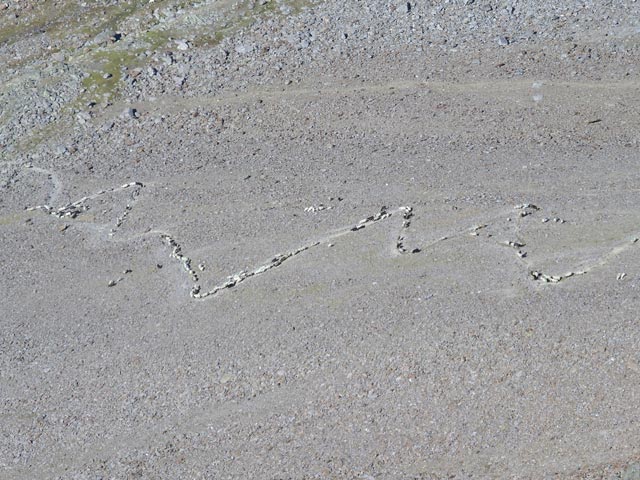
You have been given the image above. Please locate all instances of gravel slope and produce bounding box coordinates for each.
[2,1,640,478]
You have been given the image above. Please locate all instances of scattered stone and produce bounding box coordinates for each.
[497,36,510,46]
[305,204,331,213]
[617,272,627,280]
[235,44,251,54]
[530,271,562,283]
[76,111,91,125]
[175,39,190,50]
[54,145,68,156]
[121,107,138,119]
[504,240,525,248]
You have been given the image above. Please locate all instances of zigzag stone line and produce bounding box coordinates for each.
[25,179,639,299]
[27,181,143,220]
[161,205,417,299]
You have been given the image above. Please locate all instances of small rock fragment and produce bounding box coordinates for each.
[175,39,190,50]
[121,107,138,119]
[514,203,539,210]
[504,240,525,248]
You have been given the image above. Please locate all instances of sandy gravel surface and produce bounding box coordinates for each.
[2,1,640,478]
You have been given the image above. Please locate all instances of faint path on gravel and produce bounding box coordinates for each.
[99,78,640,119]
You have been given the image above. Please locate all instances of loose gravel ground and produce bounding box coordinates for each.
[2,1,640,478]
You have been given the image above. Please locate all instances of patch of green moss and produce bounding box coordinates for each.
[0,23,26,46]
[12,0,318,155]
[192,31,224,48]
[80,50,140,100]
[70,1,148,39]
[0,1,74,46]
[140,28,176,49]
[255,0,280,15]
[0,212,28,226]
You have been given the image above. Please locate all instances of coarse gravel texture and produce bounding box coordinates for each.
[2,0,640,478]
